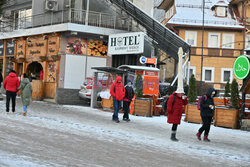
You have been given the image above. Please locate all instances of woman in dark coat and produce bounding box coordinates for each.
[196,87,216,141]
[167,91,188,141]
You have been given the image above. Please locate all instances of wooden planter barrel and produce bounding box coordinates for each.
[101,97,113,109]
[32,80,44,101]
[214,107,239,129]
[185,104,202,124]
[185,104,240,129]
[134,98,153,117]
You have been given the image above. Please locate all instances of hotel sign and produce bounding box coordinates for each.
[108,32,144,55]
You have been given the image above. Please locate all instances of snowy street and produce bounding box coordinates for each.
[0,98,249,167]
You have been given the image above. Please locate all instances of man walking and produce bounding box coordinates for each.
[110,76,125,123]
[3,70,20,114]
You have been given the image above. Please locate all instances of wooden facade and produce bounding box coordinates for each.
[1,33,61,100]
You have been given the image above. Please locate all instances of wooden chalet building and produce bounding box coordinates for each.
[157,0,246,90]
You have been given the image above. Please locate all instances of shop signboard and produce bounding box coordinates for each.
[233,55,250,80]
[108,32,144,55]
[0,41,3,56]
[140,56,157,65]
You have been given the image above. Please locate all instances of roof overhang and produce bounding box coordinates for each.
[166,23,245,30]
[91,67,126,74]
[109,0,190,61]
[118,65,160,72]
[157,0,175,11]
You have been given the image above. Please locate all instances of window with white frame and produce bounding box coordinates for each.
[165,6,174,19]
[185,31,197,46]
[202,67,215,82]
[216,7,226,17]
[221,68,233,83]
[14,8,32,30]
[222,34,234,49]
[208,33,220,48]
[188,66,196,78]
[246,35,250,49]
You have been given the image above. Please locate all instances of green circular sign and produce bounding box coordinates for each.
[233,55,250,80]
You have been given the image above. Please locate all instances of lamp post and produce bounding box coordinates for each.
[200,0,205,95]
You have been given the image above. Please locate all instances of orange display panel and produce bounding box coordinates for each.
[143,76,159,96]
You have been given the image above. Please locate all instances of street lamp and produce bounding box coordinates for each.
[200,0,205,96]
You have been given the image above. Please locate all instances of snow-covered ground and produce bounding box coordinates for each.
[0,98,249,167]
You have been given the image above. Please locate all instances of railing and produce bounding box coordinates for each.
[170,18,240,26]
[2,0,16,8]
[0,8,132,32]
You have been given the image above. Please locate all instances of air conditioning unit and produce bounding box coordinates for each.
[45,0,59,11]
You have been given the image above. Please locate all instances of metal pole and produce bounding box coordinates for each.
[85,0,89,25]
[200,0,205,95]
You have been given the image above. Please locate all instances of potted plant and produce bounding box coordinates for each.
[214,79,240,129]
[185,74,202,123]
[133,74,153,117]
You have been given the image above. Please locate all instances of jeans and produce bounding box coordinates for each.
[23,106,27,112]
[6,91,17,112]
[113,98,121,120]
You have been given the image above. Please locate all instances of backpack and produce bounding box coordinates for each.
[197,95,207,110]
[161,94,176,113]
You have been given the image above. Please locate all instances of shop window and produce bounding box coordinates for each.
[208,33,220,48]
[202,67,214,82]
[221,68,232,83]
[185,31,197,47]
[222,34,234,49]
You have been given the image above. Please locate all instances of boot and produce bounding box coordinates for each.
[170,131,178,142]
[23,112,27,116]
[204,134,210,142]
[196,132,201,141]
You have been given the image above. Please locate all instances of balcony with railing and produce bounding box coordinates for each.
[0,8,132,32]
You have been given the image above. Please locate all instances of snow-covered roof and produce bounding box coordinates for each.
[213,1,228,7]
[167,0,244,29]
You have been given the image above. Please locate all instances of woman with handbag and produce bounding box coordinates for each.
[18,73,33,116]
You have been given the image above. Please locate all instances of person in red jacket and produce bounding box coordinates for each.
[167,91,188,141]
[110,76,125,123]
[3,70,20,114]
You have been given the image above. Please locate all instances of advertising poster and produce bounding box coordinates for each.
[87,39,107,57]
[47,62,56,82]
[66,37,87,55]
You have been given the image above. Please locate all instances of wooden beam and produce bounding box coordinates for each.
[2,40,7,78]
